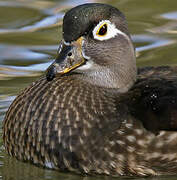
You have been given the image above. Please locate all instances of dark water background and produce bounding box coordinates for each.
[0,0,177,179]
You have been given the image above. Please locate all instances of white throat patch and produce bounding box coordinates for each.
[76,60,94,71]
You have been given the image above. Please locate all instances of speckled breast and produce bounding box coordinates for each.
[3,75,127,173]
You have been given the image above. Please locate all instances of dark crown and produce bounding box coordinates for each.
[63,3,129,42]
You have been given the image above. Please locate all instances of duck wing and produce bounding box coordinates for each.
[128,66,177,134]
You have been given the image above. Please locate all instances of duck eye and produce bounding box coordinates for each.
[93,20,120,41]
[97,23,107,36]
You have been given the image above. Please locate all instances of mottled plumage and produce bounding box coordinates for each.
[3,3,177,177]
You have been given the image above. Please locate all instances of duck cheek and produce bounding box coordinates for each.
[83,42,108,65]
[82,42,97,61]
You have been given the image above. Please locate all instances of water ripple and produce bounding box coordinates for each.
[0,45,49,61]
[133,35,176,53]
[161,11,177,20]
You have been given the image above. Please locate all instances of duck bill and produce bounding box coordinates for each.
[46,37,85,81]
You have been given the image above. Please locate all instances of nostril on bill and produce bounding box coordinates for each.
[68,52,72,57]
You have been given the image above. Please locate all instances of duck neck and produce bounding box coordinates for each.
[76,63,136,92]
[78,55,137,92]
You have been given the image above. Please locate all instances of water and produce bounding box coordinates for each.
[0,0,177,179]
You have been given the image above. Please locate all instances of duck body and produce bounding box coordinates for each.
[3,3,177,177]
[4,66,177,176]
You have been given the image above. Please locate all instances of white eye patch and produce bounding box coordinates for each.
[92,20,125,41]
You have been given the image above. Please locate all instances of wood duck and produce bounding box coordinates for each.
[3,3,177,177]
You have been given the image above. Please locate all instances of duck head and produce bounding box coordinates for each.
[46,3,137,92]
